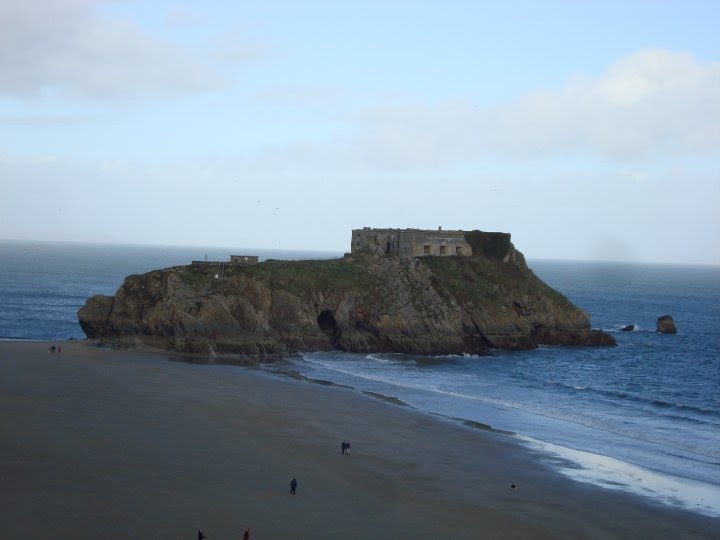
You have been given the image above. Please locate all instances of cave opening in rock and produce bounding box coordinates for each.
[317,309,341,347]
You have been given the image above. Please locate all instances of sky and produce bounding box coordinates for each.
[1,0,718,264]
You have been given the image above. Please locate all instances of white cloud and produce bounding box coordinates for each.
[251,84,347,108]
[163,6,202,29]
[618,169,650,183]
[0,113,98,126]
[206,25,276,66]
[0,0,228,101]
[338,49,720,167]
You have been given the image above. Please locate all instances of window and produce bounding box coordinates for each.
[456,247,463,256]
[423,245,430,255]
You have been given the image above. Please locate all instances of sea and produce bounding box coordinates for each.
[1,239,718,517]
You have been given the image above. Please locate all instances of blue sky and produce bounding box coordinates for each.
[1,0,718,264]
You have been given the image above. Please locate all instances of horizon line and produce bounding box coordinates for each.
[1,237,718,268]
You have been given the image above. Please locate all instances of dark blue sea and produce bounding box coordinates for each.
[1,240,718,516]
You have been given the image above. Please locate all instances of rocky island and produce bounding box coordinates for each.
[78,228,615,356]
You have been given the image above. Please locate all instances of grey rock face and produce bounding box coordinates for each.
[78,249,616,357]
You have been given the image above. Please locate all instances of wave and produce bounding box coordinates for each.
[0,289,90,301]
[515,435,720,518]
[602,326,670,335]
[545,380,718,418]
[303,353,720,427]
[651,398,717,415]
[364,354,393,364]
[0,337,50,342]
[611,323,640,332]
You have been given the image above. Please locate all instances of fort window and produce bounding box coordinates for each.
[440,246,447,255]
[456,247,463,256]
[423,245,430,255]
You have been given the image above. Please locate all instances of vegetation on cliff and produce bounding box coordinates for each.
[78,242,615,357]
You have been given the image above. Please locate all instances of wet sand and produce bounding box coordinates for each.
[1,341,718,539]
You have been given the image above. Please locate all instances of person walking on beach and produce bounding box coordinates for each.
[244,528,250,540]
[341,440,347,454]
[197,530,206,540]
[346,440,351,454]
[290,477,298,495]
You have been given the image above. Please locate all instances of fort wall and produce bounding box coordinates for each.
[351,227,473,257]
[192,255,259,266]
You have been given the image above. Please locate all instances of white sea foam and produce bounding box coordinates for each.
[515,434,720,518]
[364,354,392,363]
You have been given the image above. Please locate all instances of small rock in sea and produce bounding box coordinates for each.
[619,324,635,332]
[656,315,677,334]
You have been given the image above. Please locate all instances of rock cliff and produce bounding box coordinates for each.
[78,238,615,357]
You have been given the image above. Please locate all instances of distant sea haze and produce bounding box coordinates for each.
[1,240,718,517]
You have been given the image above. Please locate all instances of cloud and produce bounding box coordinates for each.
[340,49,720,167]
[206,25,277,65]
[0,113,99,127]
[0,0,228,101]
[1,147,717,263]
[251,84,346,108]
[163,6,202,29]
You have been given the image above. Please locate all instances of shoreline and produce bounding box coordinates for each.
[276,354,720,519]
[2,340,718,539]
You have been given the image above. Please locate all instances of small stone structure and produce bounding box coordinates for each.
[230,255,259,266]
[351,227,473,257]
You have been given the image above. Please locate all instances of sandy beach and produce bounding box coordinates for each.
[1,341,718,539]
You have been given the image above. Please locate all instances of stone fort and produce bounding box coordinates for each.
[351,227,474,257]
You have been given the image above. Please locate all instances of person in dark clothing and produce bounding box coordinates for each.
[198,530,206,540]
[290,477,298,495]
[341,441,347,454]
[244,528,250,540]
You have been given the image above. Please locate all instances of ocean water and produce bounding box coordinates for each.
[1,240,718,517]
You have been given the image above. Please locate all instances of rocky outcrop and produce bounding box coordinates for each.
[77,294,114,337]
[656,315,677,334]
[78,242,615,357]
[619,324,635,332]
